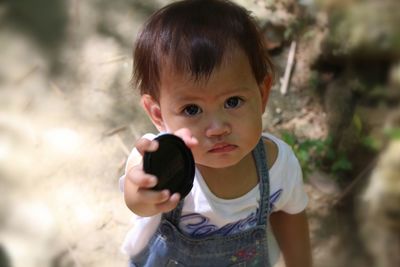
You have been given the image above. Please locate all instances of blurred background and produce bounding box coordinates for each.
[0,0,399,266]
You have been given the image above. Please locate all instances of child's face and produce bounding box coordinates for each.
[144,48,270,169]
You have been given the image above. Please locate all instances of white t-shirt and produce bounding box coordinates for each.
[119,132,308,266]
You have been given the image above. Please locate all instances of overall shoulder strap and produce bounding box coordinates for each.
[252,137,271,225]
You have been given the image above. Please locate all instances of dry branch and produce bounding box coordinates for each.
[280,40,297,95]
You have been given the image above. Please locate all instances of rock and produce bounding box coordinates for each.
[358,140,400,267]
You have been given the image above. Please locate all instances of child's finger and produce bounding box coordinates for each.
[135,137,159,155]
[155,192,181,213]
[127,166,158,188]
[173,128,198,148]
[136,189,171,204]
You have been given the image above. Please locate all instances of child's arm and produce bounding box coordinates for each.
[123,128,198,217]
[124,137,180,217]
[270,210,312,267]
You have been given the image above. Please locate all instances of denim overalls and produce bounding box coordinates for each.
[130,139,271,267]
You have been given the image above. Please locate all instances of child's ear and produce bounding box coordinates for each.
[259,75,272,112]
[141,94,166,132]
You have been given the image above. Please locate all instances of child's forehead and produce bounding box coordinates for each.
[160,45,245,82]
[159,63,211,93]
[158,47,256,96]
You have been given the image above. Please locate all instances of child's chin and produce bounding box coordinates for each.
[197,158,242,169]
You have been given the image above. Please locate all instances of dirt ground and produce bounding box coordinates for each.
[1,1,395,267]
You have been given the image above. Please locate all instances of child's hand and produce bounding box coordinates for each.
[172,127,199,149]
[123,128,198,217]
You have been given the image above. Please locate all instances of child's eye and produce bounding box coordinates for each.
[224,97,243,109]
[183,104,202,116]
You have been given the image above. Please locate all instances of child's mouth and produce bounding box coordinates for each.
[208,143,237,153]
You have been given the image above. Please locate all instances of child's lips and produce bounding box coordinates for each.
[208,143,237,153]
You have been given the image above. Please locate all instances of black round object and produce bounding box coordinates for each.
[143,134,195,198]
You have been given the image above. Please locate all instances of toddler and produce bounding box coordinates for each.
[120,0,312,266]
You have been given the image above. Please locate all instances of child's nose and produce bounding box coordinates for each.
[205,115,231,138]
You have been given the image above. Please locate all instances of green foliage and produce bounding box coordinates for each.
[353,108,400,151]
[361,136,382,151]
[384,127,400,140]
[281,132,352,179]
[361,127,400,151]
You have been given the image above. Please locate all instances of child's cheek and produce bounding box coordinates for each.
[190,146,202,162]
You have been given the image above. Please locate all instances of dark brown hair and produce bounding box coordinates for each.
[133,0,274,99]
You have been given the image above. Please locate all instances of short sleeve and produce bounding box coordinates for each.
[277,152,308,214]
[264,132,309,215]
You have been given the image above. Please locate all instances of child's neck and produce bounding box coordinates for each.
[196,153,258,200]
